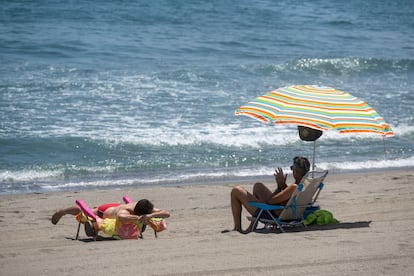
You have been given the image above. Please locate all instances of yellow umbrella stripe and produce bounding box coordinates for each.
[244,99,380,118]
[273,118,393,135]
[264,92,370,109]
[286,85,353,98]
[237,105,392,131]
[255,97,374,116]
[266,91,366,107]
[272,114,390,130]
[235,85,394,137]
[234,107,276,122]
[237,104,384,123]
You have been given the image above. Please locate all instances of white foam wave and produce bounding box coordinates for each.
[125,123,300,147]
[315,156,414,172]
[39,156,414,192]
[8,120,412,149]
[0,165,118,184]
[89,122,413,147]
[293,58,365,71]
[0,169,62,183]
[4,66,412,150]
[2,156,413,194]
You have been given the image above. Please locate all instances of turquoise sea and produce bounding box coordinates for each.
[1,0,414,194]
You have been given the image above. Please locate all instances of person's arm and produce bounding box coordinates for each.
[116,209,143,224]
[117,208,170,225]
[147,208,170,219]
[266,184,297,205]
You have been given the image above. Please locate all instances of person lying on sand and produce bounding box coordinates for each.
[226,156,310,234]
[52,199,170,235]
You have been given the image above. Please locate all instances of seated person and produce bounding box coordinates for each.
[228,156,310,234]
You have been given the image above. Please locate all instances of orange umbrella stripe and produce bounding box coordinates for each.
[239,102,379,119]
[262,93,370,110]
[258,97,375,115]
[286,85,349,96]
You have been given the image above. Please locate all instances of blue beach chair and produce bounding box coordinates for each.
[248,170,328,233]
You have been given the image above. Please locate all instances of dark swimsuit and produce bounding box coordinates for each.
[253,208,278,220]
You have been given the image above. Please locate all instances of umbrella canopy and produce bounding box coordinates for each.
[235,85,394,170]
[235,85,394,137]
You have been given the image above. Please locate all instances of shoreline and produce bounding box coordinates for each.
[2,166,413,196]
[1,168,413,275]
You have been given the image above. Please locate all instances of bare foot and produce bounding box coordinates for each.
[221,228,247,234]
[221,224,253,234]
[51,210,63,224]
[240,228,252,234]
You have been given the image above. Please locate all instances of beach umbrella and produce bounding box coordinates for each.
[235,85,394,169]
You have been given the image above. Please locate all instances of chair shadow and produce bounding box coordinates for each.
[253,221,372,234]
[65,236,118,242]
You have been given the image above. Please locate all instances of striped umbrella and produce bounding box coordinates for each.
[235,85,394,168]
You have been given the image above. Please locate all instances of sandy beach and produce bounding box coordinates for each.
[1,169,413,275]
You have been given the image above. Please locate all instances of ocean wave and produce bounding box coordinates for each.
[2,121,413,150]
[0,169,62,183]
[316,156,414,172]
[2,156,413,194]
[263,57,414,76]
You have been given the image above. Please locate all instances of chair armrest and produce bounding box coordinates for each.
[248,202,285,210]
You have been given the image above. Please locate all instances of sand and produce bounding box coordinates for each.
[1,169,413,276]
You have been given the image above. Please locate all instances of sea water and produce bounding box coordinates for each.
[1,0,414,194]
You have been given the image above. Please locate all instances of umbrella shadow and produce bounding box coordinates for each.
[297,220,372,232]
[253,221,372,234]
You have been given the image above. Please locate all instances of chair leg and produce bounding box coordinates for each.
[262,210,285,233]
[252,209,263,231]
[75,220,81,240]
[266,211,285,233]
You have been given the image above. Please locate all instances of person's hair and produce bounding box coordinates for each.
[133,199,154,215]
[292,156,311,177]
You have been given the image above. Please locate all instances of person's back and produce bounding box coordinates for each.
[102,202,136,219]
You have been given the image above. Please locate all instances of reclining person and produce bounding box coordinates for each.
[52,199,170,236]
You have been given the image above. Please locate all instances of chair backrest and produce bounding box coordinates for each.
[279,170,328,221]
[76,199,97,220]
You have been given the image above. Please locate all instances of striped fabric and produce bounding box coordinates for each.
[235,85,394,136]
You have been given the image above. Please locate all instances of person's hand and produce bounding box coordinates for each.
[140,215,148,224]
[274,167,287,191]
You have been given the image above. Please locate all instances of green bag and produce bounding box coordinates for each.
[303,210,339,226]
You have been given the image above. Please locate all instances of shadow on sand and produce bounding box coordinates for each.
[253,221,372,234]
[66,236,119,242]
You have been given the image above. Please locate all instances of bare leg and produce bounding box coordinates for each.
[252,182,273,202]
[230,185,258,233]
[51,206,81,224]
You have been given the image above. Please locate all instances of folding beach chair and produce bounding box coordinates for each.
[74,196,166,241]
[248,170,328,233]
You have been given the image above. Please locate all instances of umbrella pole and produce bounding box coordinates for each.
[312,140,316,176]
[383,136,388,158]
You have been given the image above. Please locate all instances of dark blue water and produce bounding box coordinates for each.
[1,0,414,194]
